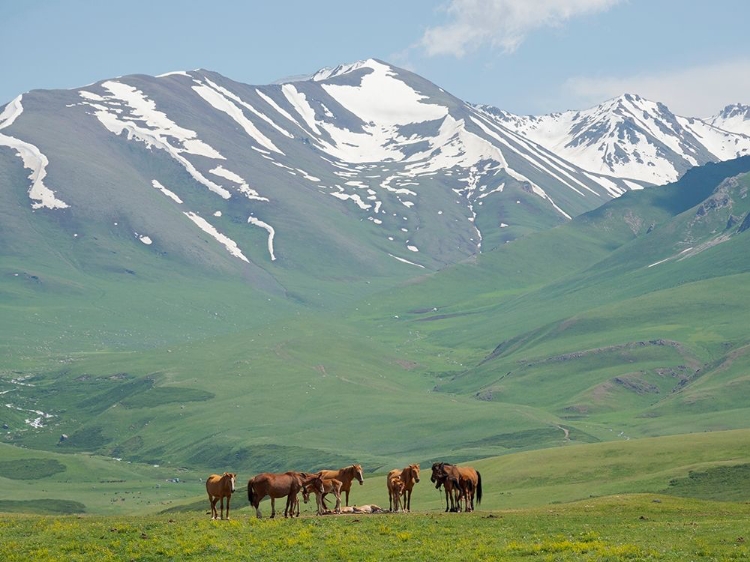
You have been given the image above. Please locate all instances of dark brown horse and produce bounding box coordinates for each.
[205,472,236,520]
[387,464,420,512]
[247,471,323,518]
[317,464,364,506]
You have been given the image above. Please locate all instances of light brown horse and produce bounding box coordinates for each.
[387,474,406,512]
[305,476,343,515]
[247,471,323,518]
[317,464,364,506]
[387,463,420,512]
[205,472,236,520]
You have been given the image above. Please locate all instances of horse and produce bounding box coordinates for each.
[317,464,364,506]
[287,472,326,517]
[304,476,343,515]
[430,462,462,512]
[387,463,420,512]
[247,471,323,518]
[353,504,384,514]
[205,472,236,520]
[431,462,483,512]
[388,474,406,512]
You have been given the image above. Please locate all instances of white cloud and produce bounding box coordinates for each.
[563,58,750,117]
[420,0,622,57]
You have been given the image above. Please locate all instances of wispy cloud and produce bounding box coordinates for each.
[420,0,622,57]
[563,58,750,117]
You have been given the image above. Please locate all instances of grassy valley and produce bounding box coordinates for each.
[2,157,750,526]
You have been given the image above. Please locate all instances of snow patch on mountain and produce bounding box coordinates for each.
[0,96,70,209]
[209,165,268,201]
[247,215,276,261]
[184,211,249,262]
[80,81,232,199]
[152,179,183,203]
[192,79,285,154]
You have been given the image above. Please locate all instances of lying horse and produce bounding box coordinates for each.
[317,464,364,506]
[387,463,420,512]
[247,471,323,518]
[205,472,236,520]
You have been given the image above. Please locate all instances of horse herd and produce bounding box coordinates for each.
[205,462,483,520]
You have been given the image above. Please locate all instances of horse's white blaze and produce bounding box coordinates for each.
[230,476,236,492]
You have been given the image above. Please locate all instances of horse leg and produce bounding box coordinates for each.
[219,496,225,520]
[334,491,341,514]
[226,495,231,520]
[209,496,218,519]
[270,497,276,519]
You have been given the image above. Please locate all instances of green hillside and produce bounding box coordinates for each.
[2,157,750,514]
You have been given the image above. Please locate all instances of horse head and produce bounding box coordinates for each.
[410,463,420,483]
[430,462,443,486]
[224,472,237,493]
[301,472,325,499]
[353,464,364,485]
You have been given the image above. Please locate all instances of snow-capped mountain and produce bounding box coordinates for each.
[0,60,747,286]
[478,94,750,186]
[707,103,750,136]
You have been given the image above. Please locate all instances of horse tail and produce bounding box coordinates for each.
[247,479,254,504]
[476,471,483,505]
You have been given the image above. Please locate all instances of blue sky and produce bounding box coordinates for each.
[2,0,749,117]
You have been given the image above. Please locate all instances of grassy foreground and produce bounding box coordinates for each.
[1,495,748,561]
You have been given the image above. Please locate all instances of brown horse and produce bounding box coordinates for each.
[247,471,323,518]
[387,474,406,512]
[205,472,236,520]
[317,464,364,506]
[431,462,482,512]
[387,464,420,512]
[430,462,461,512]
[305,476,343,515]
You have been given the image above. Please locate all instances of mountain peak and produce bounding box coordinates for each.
[708,103,750,136]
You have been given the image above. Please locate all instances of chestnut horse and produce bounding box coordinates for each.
[317,464,364,506]
[205,472,236,520]
[387,464,420,512]
[247,471,323,518]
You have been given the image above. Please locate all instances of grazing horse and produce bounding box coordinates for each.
[387,464,420,512]
[205,472,236,520]
[387,474,406,512]
[431,462,483,512]
[247,471,323,518]
[305,476,343,515]
[317,464,364,506]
